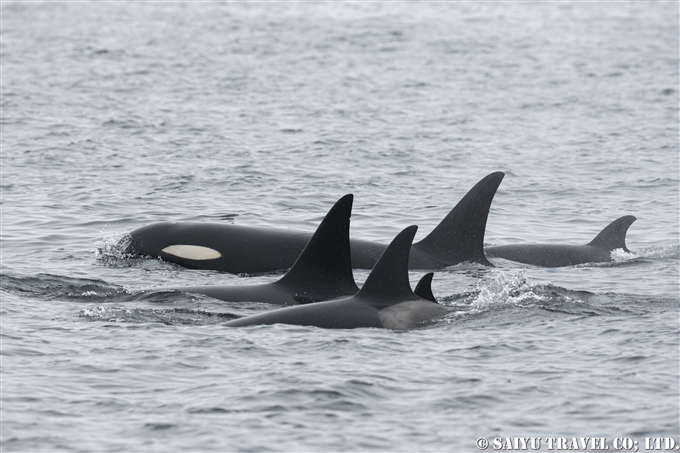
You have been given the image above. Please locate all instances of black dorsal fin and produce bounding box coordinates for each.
[414,273,437,303]
[413,172,504,267]
[586,215,636,252]
[276,195,359,298]
[356,225,418,308]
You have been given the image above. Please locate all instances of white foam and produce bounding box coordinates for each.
[94,231,132,260]
[469,270,545,311]
[610,248,637,263]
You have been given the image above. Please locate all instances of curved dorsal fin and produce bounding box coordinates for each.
[356,225,418,308]
[586,215,636,252]
[414,272,437,303]
[413,172,504,267]
[277,195,358,297]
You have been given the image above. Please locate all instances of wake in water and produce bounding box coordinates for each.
[1,269,636,328]
[0,273,126,301]
[78,306,239,325]
[437,269,643,326]
[632,244,680,260]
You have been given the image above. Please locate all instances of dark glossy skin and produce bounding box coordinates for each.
[223,227,453,330]
[485,243,613,267]
[123,172,505,274]
[224,298,385,329]
[128,222,390,273]
[175,281,352,306]
[157,196,440,306]
[163,195,359,305]
[485,215,637,267]
[181,271,438,305]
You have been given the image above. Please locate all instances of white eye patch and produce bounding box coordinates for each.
[161,245,222,260]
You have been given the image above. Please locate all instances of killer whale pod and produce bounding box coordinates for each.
[123,172,505,274]
[164,194,437,305]
[223,226,457,330]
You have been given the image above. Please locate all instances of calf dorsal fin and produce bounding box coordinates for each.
[414,273,437,303]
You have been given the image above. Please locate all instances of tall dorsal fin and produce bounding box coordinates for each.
[276,195,358,297]
[413,172,504,267]
[586,215,636,252]
[414,272,437,303]
[356,225,418,308]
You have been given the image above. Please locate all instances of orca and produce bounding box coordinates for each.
[414,272,436,303]
[121,172,505,274]
[485,215,637,267]
[223,226,461,330]
[164,194,437,305]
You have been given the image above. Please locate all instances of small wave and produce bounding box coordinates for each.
[0,273,126,301]
[439,271,616,320]
[0,273,197,305]
[79,306,239,325]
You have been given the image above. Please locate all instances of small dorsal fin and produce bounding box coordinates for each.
[586,215,636,252]
[413,172,504,267]
[277,195,358,297]
[414,273,437,303]
[356,225,418,308]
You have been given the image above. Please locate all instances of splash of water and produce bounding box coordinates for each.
[610,248,638,263]
[468,270,543,311]
[94,231,133,262]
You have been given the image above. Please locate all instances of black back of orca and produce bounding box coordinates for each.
[167,194,359,305]
[485,215,637,267]
[223,226,452,330]
[124,172,504,274]
[126,222,314,274]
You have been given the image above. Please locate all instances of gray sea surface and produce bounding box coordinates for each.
[2,2,679,452]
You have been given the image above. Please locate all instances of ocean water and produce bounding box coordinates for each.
[2,2,679,452]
